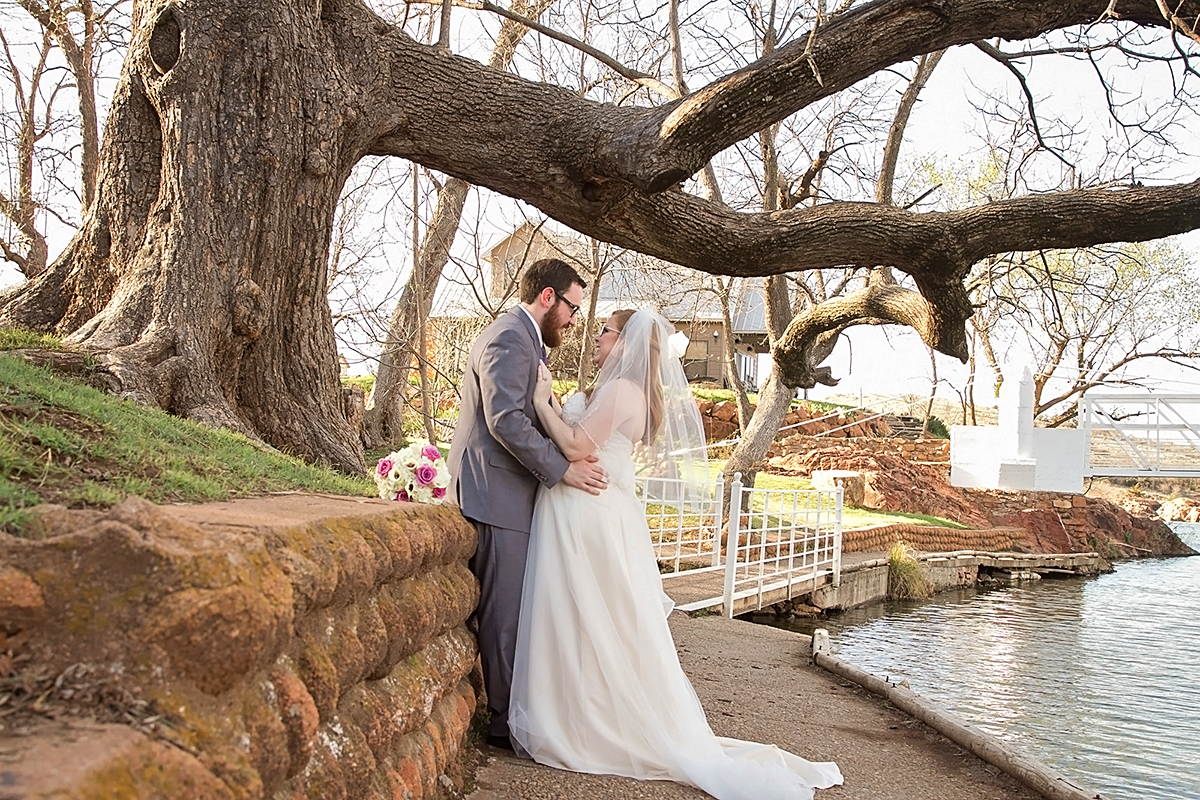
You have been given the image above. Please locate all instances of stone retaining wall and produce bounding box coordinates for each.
[841,523,1020,554]
[770,434,950,466]
[696,400,895,443]
[0,495,478,800]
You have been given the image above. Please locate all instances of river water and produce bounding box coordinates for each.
[772,523,1200,800]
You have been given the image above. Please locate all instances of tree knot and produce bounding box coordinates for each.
[304,151,330,177]
[148,8,182,76]
[233,280,267,339]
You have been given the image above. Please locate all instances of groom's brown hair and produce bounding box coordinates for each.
[519,258,586,303]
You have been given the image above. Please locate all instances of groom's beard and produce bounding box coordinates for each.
[540,312,565,349]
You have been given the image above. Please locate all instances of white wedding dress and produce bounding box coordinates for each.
[509,393,843,799]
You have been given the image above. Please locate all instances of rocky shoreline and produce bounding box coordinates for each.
[1157,496,1200,523]
[767,443,1197,559]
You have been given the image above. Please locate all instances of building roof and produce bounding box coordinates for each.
[431,223,768,334]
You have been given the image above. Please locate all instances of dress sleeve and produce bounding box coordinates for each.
[578,379,646,449]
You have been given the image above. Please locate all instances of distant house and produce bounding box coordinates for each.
[430,222,771,389]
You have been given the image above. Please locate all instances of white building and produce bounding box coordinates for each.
[950,366,1086,493]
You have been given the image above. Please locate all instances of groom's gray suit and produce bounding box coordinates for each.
[449,307,569,739]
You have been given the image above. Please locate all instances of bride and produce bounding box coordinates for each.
[508,308,843,800]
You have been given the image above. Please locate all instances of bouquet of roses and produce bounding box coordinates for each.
[373,442,450,503]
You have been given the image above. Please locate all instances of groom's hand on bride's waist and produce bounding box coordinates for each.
[561,456,607,495]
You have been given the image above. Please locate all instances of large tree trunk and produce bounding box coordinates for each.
[1,0,367,472]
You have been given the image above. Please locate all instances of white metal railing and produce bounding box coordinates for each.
[637,471,842,616]
[637,472,725,575]
[721,472,842,618]
[1081,393,1200,477]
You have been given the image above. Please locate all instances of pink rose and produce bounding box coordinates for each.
[433,486,447,499]
[375,458,394,479]
[421,444,442,461]
[415,464,437,486]
[396,489,410,502]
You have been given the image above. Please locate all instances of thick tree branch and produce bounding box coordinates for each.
[773,283,941,388]
[594,0,1199,192]
[1156,0,1200,44]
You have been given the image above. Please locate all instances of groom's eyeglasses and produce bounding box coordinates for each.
[553,290,581,319]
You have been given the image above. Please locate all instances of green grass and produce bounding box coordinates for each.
[0,327,65,351]
[341,374,375,393]
[0,350,373,535]
[706,461,964,530]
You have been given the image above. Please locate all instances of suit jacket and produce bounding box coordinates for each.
[448,307,570,532]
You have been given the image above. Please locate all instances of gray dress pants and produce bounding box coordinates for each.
[468,519,530,739]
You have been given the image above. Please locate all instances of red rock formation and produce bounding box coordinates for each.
[1159,497,1200,522]
[781,446,1195,558]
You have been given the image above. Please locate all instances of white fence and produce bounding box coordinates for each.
[1081,393,1200,477]
[636,472,842,617]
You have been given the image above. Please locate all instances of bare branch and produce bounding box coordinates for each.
[974,40,1077,173]
[472,0,677,99]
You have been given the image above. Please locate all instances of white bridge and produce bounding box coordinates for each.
[1081,393,1200,478]
[638,472,842,618]
[952,367,1200,492]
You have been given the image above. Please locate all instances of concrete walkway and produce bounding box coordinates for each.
[465,612,1049,800]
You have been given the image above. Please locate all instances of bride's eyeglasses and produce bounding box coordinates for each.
[600,326,619,336]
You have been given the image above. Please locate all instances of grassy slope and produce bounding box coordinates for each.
[0,347,373,533]
[0,329,960,535]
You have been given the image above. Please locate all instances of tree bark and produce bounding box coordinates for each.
[2,0,372,471]
[2,0,1199,471]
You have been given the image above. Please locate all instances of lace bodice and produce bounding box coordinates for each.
[561,392,635,492]
[559,391,589,427]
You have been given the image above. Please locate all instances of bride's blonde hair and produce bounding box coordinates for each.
[586,308,663,442]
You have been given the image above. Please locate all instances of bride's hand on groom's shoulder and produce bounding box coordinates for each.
[534,363,553,404]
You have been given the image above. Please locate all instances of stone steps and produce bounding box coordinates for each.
[883,414,926,439]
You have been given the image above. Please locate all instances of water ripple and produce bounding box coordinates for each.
[775,523,1200,800]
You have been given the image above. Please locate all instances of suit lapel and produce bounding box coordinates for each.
[509,306,541,355]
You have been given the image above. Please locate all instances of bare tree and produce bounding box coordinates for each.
[361,0,556,448]
[3,0,1200,473]
[971,241,1200,427]
[0,22,56,278]
[721,46,947,486]
[1,1,128,277]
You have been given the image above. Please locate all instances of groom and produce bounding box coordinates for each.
[449,257,608,750]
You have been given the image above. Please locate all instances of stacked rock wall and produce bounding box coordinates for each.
[841,523,1020,554]
[0,495,478,799]
[696,399,895,444]
[770,435,950,467]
